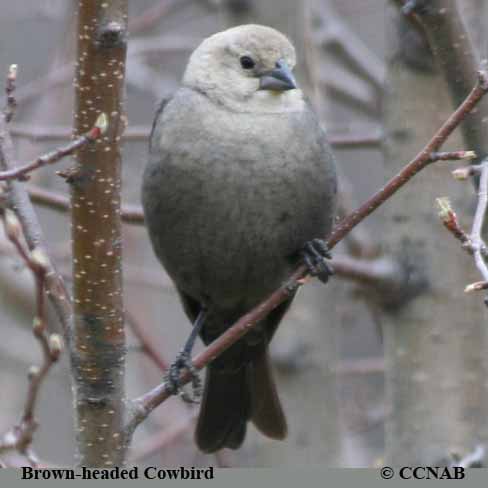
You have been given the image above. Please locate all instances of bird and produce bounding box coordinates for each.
[141,24,337,453]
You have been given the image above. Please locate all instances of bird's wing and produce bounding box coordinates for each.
[176,286,202,324]
[149,96,172,153]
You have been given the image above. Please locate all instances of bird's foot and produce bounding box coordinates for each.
[165,350,202,404]
[301,238,334,284]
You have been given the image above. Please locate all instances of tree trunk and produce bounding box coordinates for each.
[70,0,128,467]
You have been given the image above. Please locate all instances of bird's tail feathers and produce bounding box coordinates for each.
[250,347,287,439]
[195,365,250,453]
[195,346,286,453]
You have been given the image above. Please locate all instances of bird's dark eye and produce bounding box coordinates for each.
[240,55,255,70]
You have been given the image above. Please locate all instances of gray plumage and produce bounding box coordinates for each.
[142,24,337,452]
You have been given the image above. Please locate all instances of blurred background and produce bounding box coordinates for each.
[1,0,488,468]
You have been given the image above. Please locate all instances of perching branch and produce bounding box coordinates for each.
[125,68,488,432]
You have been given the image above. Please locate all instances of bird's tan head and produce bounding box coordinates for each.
[183,25,304,113]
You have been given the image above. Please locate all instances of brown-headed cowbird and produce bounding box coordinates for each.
[142,24,337,453]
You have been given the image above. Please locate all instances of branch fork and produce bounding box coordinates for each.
[438,159,488,300]
[0,112,108,182]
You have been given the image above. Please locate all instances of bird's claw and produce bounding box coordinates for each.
[301,238,334,284]
[165,350,202,404]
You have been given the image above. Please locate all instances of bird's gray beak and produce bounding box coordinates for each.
[259,60,297,92]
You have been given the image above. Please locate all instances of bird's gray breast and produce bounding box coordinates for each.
[142,90,336,310]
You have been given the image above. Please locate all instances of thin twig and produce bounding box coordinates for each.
[437,161,488,297]
[10,123,73,141]
[465,281,488,293]
[129,0,193,35]
[311,1,386,90]
[0,113,107,182]
[452,164,484,180]
[126,68,488,432]
[26,184,145,225]
[0,65,66,466]
[15,64,73,107]
[4,64,17,123]
[470,161,488,281]
[322,64,379,114]
[129,415,197,463]
[9,123,148,141]
[0,208,62,465]
[126,310,169,371]
[436,197,472,249]
[470,162,488,265]
[332,254,401,285]
[336,171,380,259]
[429,150,476,162]
[11,123,384,149]
[0,66,73,333]
[336,357,385,376]
[450,444,486,468]
[329,127,384,148]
